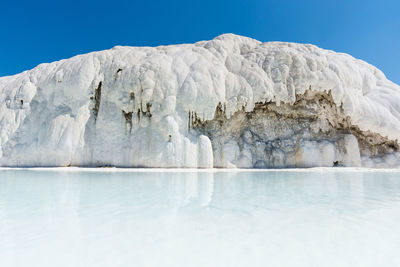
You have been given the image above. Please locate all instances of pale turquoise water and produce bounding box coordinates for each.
[0,169,400,267]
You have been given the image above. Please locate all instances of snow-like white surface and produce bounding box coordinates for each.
[0,34,399,167]
[1,170,400,267]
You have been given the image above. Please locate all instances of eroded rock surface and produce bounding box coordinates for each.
[193,90,399,167]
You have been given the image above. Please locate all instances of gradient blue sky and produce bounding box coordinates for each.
[1,0,399,83]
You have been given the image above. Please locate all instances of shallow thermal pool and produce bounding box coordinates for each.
[0,168,399,267]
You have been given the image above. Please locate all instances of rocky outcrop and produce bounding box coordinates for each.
[193,89,399,167]
[0,34,399,167]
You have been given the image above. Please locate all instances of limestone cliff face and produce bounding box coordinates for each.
[0,34,399,167]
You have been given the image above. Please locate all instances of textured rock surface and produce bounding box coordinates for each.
[0,34,399,167]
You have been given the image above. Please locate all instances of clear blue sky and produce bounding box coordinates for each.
[1,0,399,84]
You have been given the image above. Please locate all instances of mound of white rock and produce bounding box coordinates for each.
[0,34,399,167]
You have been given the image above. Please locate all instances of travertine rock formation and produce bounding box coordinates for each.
[0,34,399,167]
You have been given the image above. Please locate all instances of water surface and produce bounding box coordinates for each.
[0,169,399,267]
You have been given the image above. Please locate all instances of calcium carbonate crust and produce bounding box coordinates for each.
[0,34,399,168]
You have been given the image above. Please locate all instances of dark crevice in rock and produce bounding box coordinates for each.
[122,110,133,134]
[114,69,123,80]
[92,81,102,121]
[136,102,152,122]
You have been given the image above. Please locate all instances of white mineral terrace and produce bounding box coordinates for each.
[0,34,399,167]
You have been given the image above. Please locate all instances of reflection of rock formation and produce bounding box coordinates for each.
[167,172,214,208]
[197,173,214,206]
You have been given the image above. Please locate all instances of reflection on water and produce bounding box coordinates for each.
[0,170,400,267]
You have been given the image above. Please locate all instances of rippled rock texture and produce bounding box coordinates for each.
[0,34,399,167]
